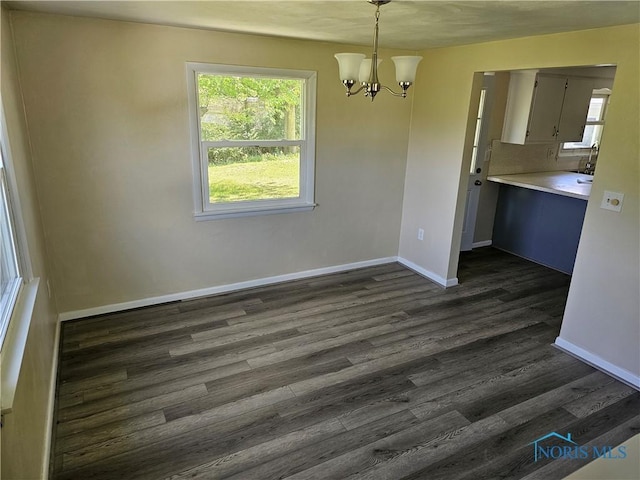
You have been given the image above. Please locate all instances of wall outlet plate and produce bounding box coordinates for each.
[601,190,624,212]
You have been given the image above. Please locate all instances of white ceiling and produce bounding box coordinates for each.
[6,0,640,50]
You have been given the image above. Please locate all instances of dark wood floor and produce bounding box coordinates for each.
[52,248,639,479]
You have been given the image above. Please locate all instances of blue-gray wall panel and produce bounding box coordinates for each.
[492,184,587,274]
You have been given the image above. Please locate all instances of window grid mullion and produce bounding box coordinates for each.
[201,140,303,148]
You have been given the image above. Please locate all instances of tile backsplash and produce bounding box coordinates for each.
[487,140,581,175]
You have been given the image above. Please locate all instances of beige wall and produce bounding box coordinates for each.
[9,12,414,314]
[1,7,59,479]
[400,24,639,376]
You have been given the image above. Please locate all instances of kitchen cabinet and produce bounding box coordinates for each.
[557,77,596,142]
[501,71,593,144]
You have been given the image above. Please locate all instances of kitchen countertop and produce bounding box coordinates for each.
[487,171,593,200]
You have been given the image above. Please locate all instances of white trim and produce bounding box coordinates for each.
[397,257,458,288]
[59,257,398,321]
[194,203,316,221]
[1,103,34,347]
[472,240,492,248]
[0,104,33,280]
[41,319,61,480]
[0,278,39,414]
[0,277,21,347]
[554,337,640,391]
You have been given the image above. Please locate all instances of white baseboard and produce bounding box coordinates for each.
[472,240,492,248]
[554,337,640,391]
[58,257,398,321]
[397,257,458,288]
[42,319,61,480]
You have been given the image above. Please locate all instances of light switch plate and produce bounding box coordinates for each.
[601,190,624,212]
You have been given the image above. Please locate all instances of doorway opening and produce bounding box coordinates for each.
[458,65,617,280]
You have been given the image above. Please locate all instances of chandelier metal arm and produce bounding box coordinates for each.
[381,85,406,98]
[341,80,367,97]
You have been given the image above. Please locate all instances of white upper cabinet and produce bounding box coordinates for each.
[501,71,594,145]
[527,75,567,143]
[557,76,595,142]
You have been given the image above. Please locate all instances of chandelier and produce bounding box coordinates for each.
[334,0,422,101]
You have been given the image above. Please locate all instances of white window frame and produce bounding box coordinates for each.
[1,100,40,416]
[0,157,21,346]
[560,90,610,155]
[0,106,30,348]
[186,63,317,220]
[470,88,487,173]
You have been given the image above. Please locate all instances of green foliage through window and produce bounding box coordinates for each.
[198,74,302,143]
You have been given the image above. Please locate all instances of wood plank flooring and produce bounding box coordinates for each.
[51,248,640,479]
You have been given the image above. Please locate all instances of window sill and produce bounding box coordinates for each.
[1,278,40,414]
[194,202,317,221]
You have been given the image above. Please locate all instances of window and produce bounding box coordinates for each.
[0,131,22,347]
[470,88,487,173]
[187,63,317,219]
[561,90,610,153]
[1,104,38,413]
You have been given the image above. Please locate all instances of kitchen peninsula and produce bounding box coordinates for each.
[489,171,591,274]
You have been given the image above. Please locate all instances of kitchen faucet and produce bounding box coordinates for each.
[583,142,599,175]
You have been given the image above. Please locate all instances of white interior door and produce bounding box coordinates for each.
[460,74,495,251]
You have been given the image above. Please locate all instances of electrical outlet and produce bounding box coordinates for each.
[417,228,424,241]
[546,147,555,161]
[600,190,624,212]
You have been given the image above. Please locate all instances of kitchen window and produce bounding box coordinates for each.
[560,90,610,154]
[186,63,317,220]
